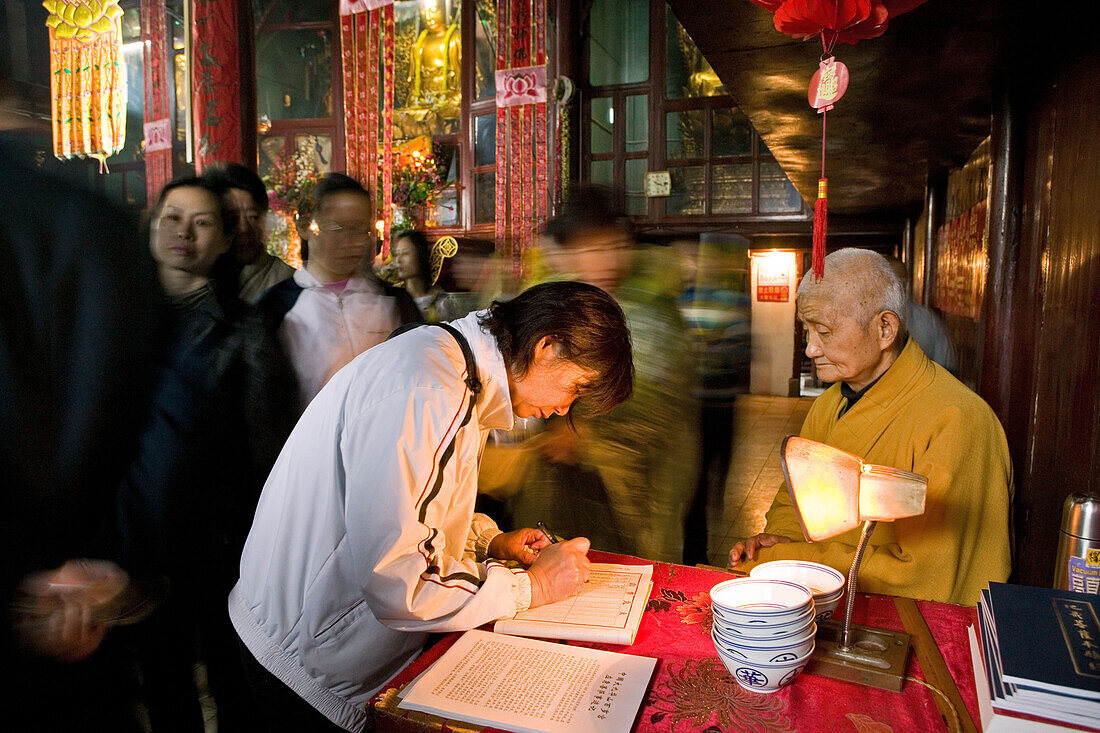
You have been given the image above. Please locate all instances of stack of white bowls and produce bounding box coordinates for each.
[749,560,846,623]
[709,578,817,693]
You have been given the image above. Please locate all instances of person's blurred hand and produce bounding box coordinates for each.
[727,533,791,569]
[527,537,591,607]
[12,559,130,662]
[488,528,552,565]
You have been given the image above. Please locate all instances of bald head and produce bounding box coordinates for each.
[797,248,908,334]
[796,248,908,390]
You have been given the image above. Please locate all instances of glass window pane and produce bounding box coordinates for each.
[475,0,497,100]
[759,160,804,213]
[667,166,705,215]
[295,133,333,173]
[431,185,460,227]
[475,115,496,167]
[394,0,462,135]
[713,163,753,214]
[666,110,704,159]
[625,95,647,154]
[666,9,724,99]
[625,159,647,216]
[255,0,332,26]
[256,29,334,121]
[474,172,495,224]
[712,107,753,157]
[589,0,648,86]
[590,160,614,188]
[258,136,286,180]
[590,98,613,155]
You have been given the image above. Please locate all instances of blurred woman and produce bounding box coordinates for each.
[132,176,297,732]
[392,229,463,321]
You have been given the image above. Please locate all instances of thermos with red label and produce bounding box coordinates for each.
[1055,493,1100,593]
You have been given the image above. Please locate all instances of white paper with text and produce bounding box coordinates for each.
[398,629,656,733]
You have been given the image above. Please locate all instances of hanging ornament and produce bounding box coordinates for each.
[749,0,927,278]
[43,0,127,166]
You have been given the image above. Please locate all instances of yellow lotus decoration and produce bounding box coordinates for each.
[43,0,124,43]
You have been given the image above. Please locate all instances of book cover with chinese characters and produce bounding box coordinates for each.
[988,582,1100,700]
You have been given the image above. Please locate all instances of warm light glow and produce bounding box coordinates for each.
[858,465,926,520]
[781,436,927,541]
[375,219,385,240]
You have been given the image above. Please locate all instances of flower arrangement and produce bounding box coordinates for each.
[264,148,319,217]
[262,148,320,269]
[391,148,444,207]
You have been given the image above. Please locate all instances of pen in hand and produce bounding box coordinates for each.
[537,521,559,545]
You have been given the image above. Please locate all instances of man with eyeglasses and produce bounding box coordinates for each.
[259,173,420,410]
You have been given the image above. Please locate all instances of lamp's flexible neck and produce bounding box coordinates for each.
[840,519,877,650]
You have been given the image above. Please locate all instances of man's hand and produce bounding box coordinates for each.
[527,537,591,607]
[727,533,791,569]
[488,528,552,565]
[12,559,129,662]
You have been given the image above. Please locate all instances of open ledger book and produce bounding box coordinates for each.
[398,629,657,733]
[493,563,653,645]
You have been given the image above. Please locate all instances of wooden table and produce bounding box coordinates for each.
[371,552,980,732]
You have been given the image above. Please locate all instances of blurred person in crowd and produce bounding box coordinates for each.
[203,162,296,303]
[231,281,632,732]
[259,173,420,410]
[392,229,464,321]
[1,80,163,730]
[129,175,298,731]
[728,248,1011,605]
[886,255,957,373]
[676,236,752,565]
[502,185,700,564]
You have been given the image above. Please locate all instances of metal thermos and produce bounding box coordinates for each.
[1054,493,1100,593]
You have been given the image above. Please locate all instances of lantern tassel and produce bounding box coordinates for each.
[813,178,827,279]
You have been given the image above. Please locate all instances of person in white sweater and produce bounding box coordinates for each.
[230,281,634,732]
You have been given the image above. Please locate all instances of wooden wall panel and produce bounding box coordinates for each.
[1012,44,1100,587]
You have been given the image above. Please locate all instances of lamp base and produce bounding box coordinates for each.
[806,619,911,691]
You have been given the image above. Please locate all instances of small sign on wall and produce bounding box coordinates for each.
[756,256,791,302]
[143,118,172,153]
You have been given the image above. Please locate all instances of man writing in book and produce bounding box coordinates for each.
[727,248,1012,606]
[230,282,634,733]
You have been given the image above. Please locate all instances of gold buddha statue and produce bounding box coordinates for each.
[398,0,460,136]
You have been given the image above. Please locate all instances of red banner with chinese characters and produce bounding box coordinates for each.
[191,0,242,171]
[933,200,988,320]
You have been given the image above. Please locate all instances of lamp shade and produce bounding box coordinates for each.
[780,436,927,542]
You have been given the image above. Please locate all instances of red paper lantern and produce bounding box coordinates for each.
[749,0,927,278]
[749,0,927,47]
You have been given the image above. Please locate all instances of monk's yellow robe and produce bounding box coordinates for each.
[745,338,1013,606]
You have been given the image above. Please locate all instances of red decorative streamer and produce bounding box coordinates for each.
[141,0,171,205]
[381,3,394,255]
[494,0,509,267]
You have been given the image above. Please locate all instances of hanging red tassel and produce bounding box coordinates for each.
[812,178,827,279]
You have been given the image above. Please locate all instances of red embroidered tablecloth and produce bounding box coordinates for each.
[371,552,979,732]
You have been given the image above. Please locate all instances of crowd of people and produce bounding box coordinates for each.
[3,118,1008,731]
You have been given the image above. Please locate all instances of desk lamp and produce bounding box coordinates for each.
[779,435,927,691]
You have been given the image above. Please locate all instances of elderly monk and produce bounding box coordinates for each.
[728,248,1012,605]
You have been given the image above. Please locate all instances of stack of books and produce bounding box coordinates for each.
[970,582,1100,732]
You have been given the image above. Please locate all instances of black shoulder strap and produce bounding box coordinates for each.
[388,322,482,397]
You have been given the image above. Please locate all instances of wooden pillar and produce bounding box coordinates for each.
[190,0,256,171]
[920,170,946,307]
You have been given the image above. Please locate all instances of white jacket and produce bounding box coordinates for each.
[229,311,532,732]
[275,267,409,408]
